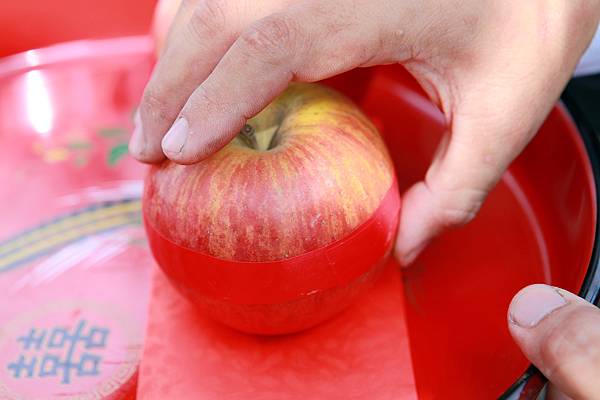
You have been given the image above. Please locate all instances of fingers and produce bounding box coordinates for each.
[135,0,396,164]
[394,95,537,265]
[392,0,600,265]
[160,13,300,163]
[392,25,580,265]
[130,0,239,162]
[160,5,386,164]
[508,284,600,400]
[131,0,291,163]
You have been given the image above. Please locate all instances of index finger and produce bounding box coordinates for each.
[130,0,291,163]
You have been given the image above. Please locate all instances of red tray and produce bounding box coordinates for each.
[0,37,155,399]
[0,0,156,58]
[0,37,595,399]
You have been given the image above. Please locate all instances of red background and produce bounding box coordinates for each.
[0,0,157,57]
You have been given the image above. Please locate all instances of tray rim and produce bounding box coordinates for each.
[499,94,600,400]
[0,35,153,79]
[2,35,597,399]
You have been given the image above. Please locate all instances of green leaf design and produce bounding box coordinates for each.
[67,140,92,150]
[128,237,147,247]
[74,155,88,168]
[108,143,129,166]
[98,127,127,138]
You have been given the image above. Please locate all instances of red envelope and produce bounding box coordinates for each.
[138,261,416,399]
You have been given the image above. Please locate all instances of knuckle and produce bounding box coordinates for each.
[433,187,486,227]
[241,15,299,57]
[141,85,176,122]
[539,307,600,381]
[540,324,572,375]
[187,85,227,116]
[440,206,479,227]
[188,0,229,40]
[187,86,213,114]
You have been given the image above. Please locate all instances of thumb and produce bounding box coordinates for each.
[393,89,542,265]
[508,284,600,400]
[393,3,596,265]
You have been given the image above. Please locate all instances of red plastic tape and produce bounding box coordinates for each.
[144,179,400,305]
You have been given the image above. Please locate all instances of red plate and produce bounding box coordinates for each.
[0,37,595,399]
[0,37,155,399]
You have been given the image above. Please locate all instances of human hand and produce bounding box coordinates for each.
[509,284,600,399]
[130,0,600,264]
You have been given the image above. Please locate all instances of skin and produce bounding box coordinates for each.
[508,285,600,399]
[131,0,600,396]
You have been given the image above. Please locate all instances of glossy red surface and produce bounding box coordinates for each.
[0,38,155,398]
[139,262,417,399]
[0,0,157,57]
[0,37,153,237]
[145,181,399,304]
[0,38,595,398]
[349,65,596,398]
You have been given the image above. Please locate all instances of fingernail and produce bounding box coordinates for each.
[129,111,145,156]
[509,285,568,328]
[162,117,189,155]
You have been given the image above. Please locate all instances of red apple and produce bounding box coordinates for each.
[143,83,400,334]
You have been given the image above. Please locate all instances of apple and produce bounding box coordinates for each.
[143,83,400,334]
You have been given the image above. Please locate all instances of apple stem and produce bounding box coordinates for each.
[239,124,258,150]
[267,127,279,150]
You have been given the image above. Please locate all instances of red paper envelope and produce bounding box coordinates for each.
[138,261,417,399]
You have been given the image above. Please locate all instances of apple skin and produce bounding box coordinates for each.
[143,83,400,334]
